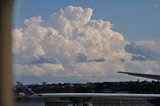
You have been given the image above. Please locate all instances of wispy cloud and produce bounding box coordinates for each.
[152,0,160,7]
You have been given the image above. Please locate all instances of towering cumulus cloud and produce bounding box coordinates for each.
[14,6,148,83]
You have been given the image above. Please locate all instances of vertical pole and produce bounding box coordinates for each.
[0,0,14,106]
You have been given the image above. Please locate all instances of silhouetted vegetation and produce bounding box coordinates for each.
[15,80,160,94]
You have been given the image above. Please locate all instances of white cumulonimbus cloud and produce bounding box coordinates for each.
[13,6,160,83]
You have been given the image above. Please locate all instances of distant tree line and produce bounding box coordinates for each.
[15,80,160,94]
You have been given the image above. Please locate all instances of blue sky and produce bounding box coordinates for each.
[14,0,160,40]
[13,0,160,84]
